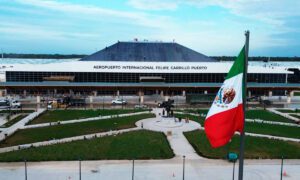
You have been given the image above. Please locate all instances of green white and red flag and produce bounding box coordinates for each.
[204,46,246,148]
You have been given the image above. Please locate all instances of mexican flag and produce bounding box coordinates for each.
[204,46,246,148]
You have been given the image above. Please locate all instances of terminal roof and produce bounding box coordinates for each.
[80,41,217,62]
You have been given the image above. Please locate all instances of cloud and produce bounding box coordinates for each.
[0,22,101,41]
[128,0,300,26]
[2,0,299,55]
[13,0,174,29]
[127,0,179,11]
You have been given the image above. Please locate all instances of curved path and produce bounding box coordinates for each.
[136,108,202,159]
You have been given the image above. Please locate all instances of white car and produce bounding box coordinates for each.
[0,100,10,109]
[47,101,53,109]
[10,100,21,108]
[111,99,127,105]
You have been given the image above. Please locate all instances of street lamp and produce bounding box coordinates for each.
[132,159,135,180]
[182,155,186,180]
[79,158,81,180]
[24,159,27,180]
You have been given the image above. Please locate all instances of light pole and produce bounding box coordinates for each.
[24,159,27,180]
[182,155,186,180]
[79,158,81,180]
[132,159,135,180]
[232,161,236,180]
[280,155,284,180]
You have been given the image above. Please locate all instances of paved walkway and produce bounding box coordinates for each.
[22,111,149,129]
[1,108,299,154]
[136,108,202,159]
[0,108,299,179]
[175,111,300,127]
[0,109,46,141]
[0,159,299,180]
[0,127,141,153]
[267,108,300,122]
[245,132,300,143]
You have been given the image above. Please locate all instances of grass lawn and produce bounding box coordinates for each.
[0,130,174,162]
[29,109,149,125]
[0,110,34,114]
[245,122,300,139]
[184,130,300,159]
[175,113,300,139]
[0,113,155,148]
[245,110,294,123]
[294,92,300,96]
[290,114,300,120]
[0,114,27,128]
[177,109,293,123]
[277,109,299,113]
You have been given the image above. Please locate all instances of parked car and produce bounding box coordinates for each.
[47,101,53,109]
[0,100,10,109]
[10,100,21,108]
[0,99,21,109]
[111,99,127,105]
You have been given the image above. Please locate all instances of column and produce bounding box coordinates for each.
[182,90,186,97]
[289,91,294,97]
[204,90,208,95]
[268,91,272,97]
[165,96,169,101]
[160,90,164,97]
[248,90,251,98]
[156,89,159,95]
[139,90,144,104]
[93,91,97,97]
[89,96,93,108]
[164,90,169,101]
[23,90,27,97]
[116,90,120,97]
[37,96,41,109]
[69,89,74,95]
[287,96,291,103]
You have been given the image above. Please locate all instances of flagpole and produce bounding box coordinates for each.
[238,30,250,180]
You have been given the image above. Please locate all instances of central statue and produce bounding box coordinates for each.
[160,99,174,117]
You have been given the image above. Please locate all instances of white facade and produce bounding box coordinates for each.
[0,61,291,74]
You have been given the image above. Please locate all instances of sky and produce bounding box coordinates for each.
[0,0,300,57]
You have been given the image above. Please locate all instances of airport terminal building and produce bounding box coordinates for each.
[0,41,299,103]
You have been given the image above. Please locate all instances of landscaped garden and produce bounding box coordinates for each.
[294,92,300,96]
[277,109,299,113]
[0,114,27,128]
[176,109,295,123]
[184,130,300,159]
[290,114,300,120]
[28,109,150,125]
[0,110,34,114]
[175,112,299,139]
[245,123,300,139]
[0,130,174,162]
[0,113,155,148]
[245,110,294,123]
